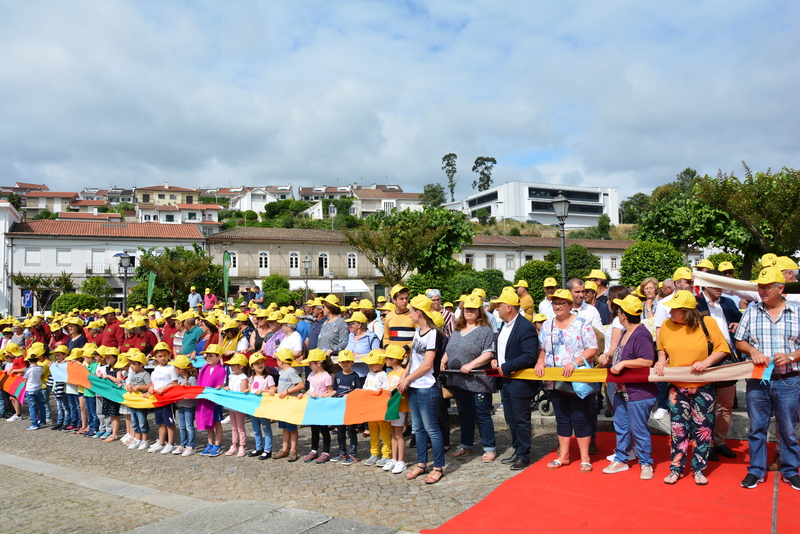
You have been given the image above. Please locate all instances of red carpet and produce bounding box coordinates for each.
[426,433,800,534]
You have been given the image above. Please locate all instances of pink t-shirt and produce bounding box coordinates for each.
[249,374,275,393]
[308,371,332,397]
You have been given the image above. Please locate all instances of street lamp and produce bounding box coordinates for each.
[552,192,571,289]
[327,270,335,296]
[302,256,311,302]
[118,252,133,312]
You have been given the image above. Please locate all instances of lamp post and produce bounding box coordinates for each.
[552,192,571,289]
[327,270,335,296]
[118,252,133,312]
[302,256,311,302]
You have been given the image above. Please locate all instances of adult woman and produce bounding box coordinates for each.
[359,300,384,341]
[656,290,729,486]
[535,289,598,473]
[441,294,497,462]
[344,311,381,377]
[639,277,660,320]
[66,318,87,351]
[49,322,69,350]
[10,323,27,347]
[276,315,304,359]
[219,320,247,359]
[249,309,271,353]
[193,315,220,367]
[260,311,285,368]
[603,295,658,479]
[316,295,349,360]
[399,294,445,484]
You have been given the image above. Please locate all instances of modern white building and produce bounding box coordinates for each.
[446,181,619,229]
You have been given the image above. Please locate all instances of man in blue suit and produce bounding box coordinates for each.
[494,287,541,470]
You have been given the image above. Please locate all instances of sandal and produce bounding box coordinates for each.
[694,471,708,486]
[547,459,569,470]
[424,468,444,484]
[405,465,429,480]
[580,462,593,473]
[482,451,497,463]
[663,472,684,485]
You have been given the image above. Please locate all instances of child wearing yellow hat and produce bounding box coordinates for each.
[384,345,408,474]
[362,349,391,468]
[144,345,180,454]
[332,350,361,465]
[273,348,304,462]
[99,348,124,441]
[125,351,153,451]
[247,354,276,460]
[169,355,199,456]
[197,344,227,457]
[223,353,250,457]
[49,345,70,430]
[302,349,335,464]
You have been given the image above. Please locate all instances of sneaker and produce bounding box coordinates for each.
[342,455,358,466]
[172,446,185,455]
[303,450,319,463]
[93,431,106,439]
[160,444,175,455]
[741,473,765,489]
[120,433,132,444]
[225,445,238,456]
[237,446,247,457]
[128,439,141,450]
[5,414,20,422]
[640,465,654,480]
[330,453,347,463]
[383,459,396,471]
[363,454,380,466]
[62,426,76,432]
[26,425,40,430]
[182,447,196,457]
[375,457,389,467]
[138,440,149,451]
[314,452,331,464]
[391,460,406,474]
[149,443,165,453]
[653,408,669,420]
[199,444,213,456]
[221,416,230,424]
[258,451,272,460]
[782,474,800,491]
[85,430,96,437]
[603,461,630,474]
[208,445,222,457]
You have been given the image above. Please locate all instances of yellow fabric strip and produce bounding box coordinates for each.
[253,395,309,425]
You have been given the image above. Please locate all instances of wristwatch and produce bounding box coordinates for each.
[790,354,796,362]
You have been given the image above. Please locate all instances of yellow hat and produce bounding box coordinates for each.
[311,298,324,307]
[226,353,248,367]
[190,286,196,291]
[201,315,219,327]
[152,341,170,353]
[267,311,284,322]
[586,269,607,280]
[548,288,574,302]
[471,288,486,299]
[345,311,368,323]
[235,313,249,322]
[613,295,644,316]
[49,322,62,331]
[103,347,120,357]
[5,343,22,357]
[755,266,786,285]
[337,349,355,362]
[377,302,396,312]
[362,349,386,366]
[543,277,558,288]
[460,294,483,309]
[376,295,387,303]
[169,355,193,369]
[132,318,147,328]
[513,279,529,288]
[27,344,46,359]
[384,345,406,361]
[491,287,520,306]
[664,290,698,309]
[443,302,453,309]
[718,261,735,272]
[532,313,547,323]
[294,309,305,318]
[201,344,224,355]
[358,299,374,310]
[697,259,715,270]
[162,308,175,318]
[634,286,645,298]
[221,320,240,331]
[409,294,435,321]
[275,348,295,364]
[2,327,11,334]
[127,351,147,364]
[390,284,409,298]
[248,353,266,366]
[254,309,270,318]
[205,288,211,294]
[761,253,778,267]
[304,348,326,363]
[277,314,298,325]
[322,294,341,307]
[66,348,84,361]
[584,281,598,292]
[673,267,693,281]
[100,306,116,315]
[776,256,799,271]
[113,354,129,368]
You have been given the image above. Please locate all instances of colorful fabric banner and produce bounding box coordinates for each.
[0,371,26,404]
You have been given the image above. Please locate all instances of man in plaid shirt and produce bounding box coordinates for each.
[735,266,800,490]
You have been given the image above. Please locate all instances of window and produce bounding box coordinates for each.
[328,204,336,216]
[153,214,159,221]
[465,253,474,266]
[525,255,534,263]
[25,248,40,265]
[56,249,71,265]
[486,254,495,270]
[142,194,150,203]
[158,194,165,200]
[289,252,299,276]
[186,196,194,204]
[252,194,265,201]
[169,194,176,200]
[228,251,238,268]
[347,252,357,269]
[349,206,356,215]
[279,195,286,200]
[318,252,329,277]
[506,255,515,270]
[611,257,618,269]
[467,191,499,208]
[187,212,197,220]
[165,214,175,222]
[144,214,151,221]
[259,251,269,269]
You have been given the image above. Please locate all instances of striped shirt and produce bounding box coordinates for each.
[734,300,800,375]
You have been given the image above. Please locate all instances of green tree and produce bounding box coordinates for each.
[544,244,601,281]
[472,156,497,192]
[81,276,115,306]
[476,208,490,225]
[706,252,744,279]
[442,153,458,202]
[263,289,303,307]
[261,273,290,293]
[127,282,173,309]
[32,209,57,220]
[117,202,136,212]
[343,207,474,287]
[406,272,457,303]
[11,271,74,311]
[514,260,561,305]
[508,227,521,236]
[618,241,685,287]
[136,244,223,308]
[51,293,101,314]
[5,192,22,212]
[420,183,446,209]
[568,214,612,240]
[619,192,651,224]
[597,214,611,237]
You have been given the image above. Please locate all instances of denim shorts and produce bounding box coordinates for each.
[278,421,297,431]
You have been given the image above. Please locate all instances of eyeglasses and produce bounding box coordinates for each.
[551,301,570,308]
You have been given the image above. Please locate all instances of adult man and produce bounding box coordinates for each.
[734,266,800,490]
[187,286,202,310]
[97,306,125,348]
[585,269,612,325]
[696,259,714,273]
[696,272,742,461]
[238,286,254,306]
[513,280,535,321]
[252,286,265,308]
[305,298,327,352]
[382,284,415,348]
[493,287,540,470]
[539,278,558,319]
[659,279,675,300]
[203,288,218,311]
[427,289,454,337]
[567,278,602,331]
[161,309,178,351]
[726,255,800,304]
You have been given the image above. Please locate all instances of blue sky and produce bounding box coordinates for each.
[1,1,798,200]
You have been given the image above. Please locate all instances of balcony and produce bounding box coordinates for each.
[85,264,135,276]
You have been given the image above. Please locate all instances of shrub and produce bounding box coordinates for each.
[544,244,601,281]
[51,293,100,314]
[618,241,685,287]
[706,252,744,278]
[262,289,303,307]
[261,273,290,292]
[81,276,115,306]
[514,260,561,304]
[126,282,173,309]
[507,227,521,236]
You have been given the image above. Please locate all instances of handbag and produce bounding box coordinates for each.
[571,356,601,399]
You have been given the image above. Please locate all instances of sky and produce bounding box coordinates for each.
[1,1,798,202]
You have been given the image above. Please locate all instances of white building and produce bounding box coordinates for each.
[229,188,280,213]
[0,201,24,316]
[136,203,223,236]
[446,181,619,229]
[301,186,422,220]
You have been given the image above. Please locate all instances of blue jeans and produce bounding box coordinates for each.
[251,416,273,452]
[131,408,150,435]
[55,396,68,426]
[656,382,670,410]
[84,397,99,431]
[66,394,80,427]
[26,389,46,427]
[612,395,657,466]
[42,388,51,423]
[745,376,800,479]
[408,385,445,468]
[176,406,196,449]
[337,424,358,456]
[451,386,496,451]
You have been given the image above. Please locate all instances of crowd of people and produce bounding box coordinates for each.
[2,255,800,491]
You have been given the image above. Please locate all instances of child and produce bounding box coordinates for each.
[144,346,179,454]
[99,348,124,442]
[223,353,249,457]
[247,353,276,460]
[332,350,361,465]
[301,348,335,464]
[50,345,69,431]
[125,350,152,450]
[63,348,84,432]
[196,344,226,457]
[117,351,134,445]
[93,348,112,438]
[23,350,46,429]
[383,344,408,474]
[272,348,303,462]
[81,345,101,437]
[169,354,198,456]
[362,349,391,467]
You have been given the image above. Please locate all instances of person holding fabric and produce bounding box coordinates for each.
[219,319,247,358]
[603,295,658,479]
[260,311,286,369]
[656,290,729,486]
[276,314,304,359]
[535,288,598,473]
[442,294,498,462]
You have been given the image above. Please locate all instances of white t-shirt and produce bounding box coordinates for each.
[653,293,676,328]
[150,364,179,390]
[570,301,603,330]
[227,372,248,393]
[277,331,303,354]
[497,313,519,367]
[409,328,438,389]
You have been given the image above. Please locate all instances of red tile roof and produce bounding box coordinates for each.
[137,184,200,193]
[471,235,635,250]
[176,203,222,210]
[57,212,121,220]
[7,220,203,239]
[16,182,49,190]
[70,200,108,206]
[23,191,79,198]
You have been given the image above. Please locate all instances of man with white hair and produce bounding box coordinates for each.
[426,289,454,337]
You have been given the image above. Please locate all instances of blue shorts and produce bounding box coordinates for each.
[154,405,175,426]
[278,421,297,431]
[213,404,224,423]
